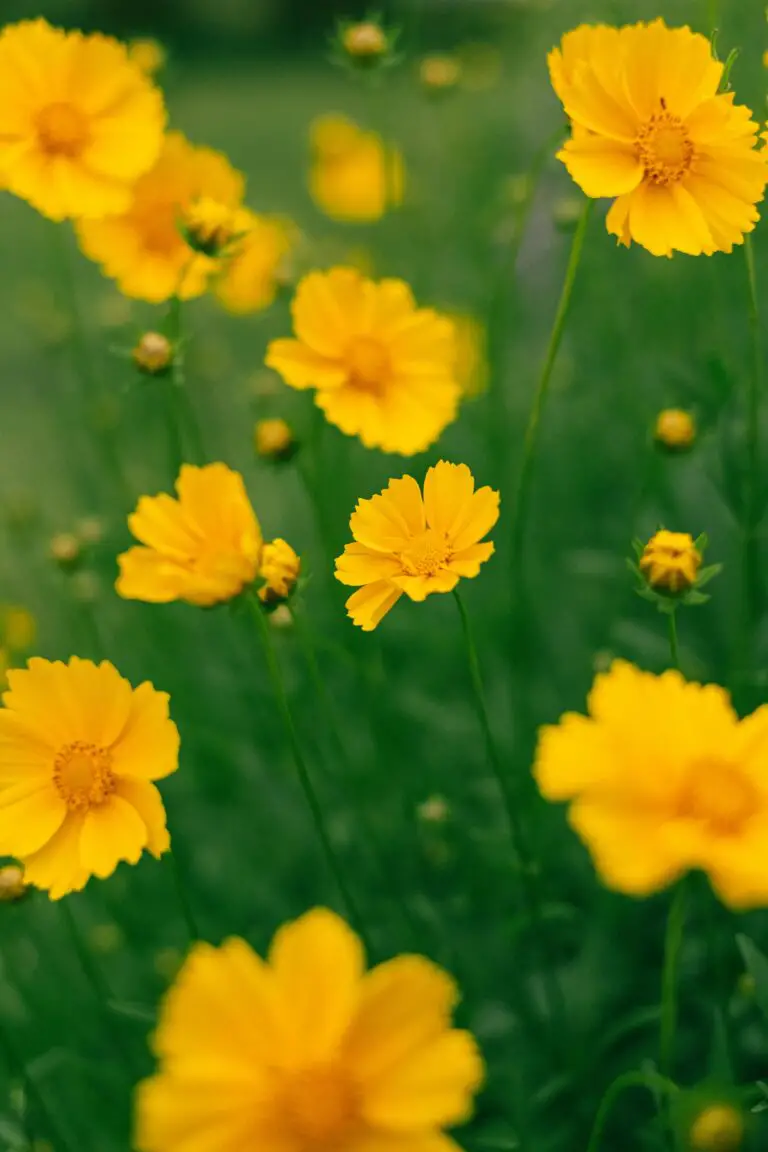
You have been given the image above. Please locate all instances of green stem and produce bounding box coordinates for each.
[668,611,680,671]
[245,593,371,952]
[0,1026,74,1152]
[168,845,200,942]
[660,882,687,1079]
[740,235,761,688]
[586,1070,679,1152]
[509,200,592,593]
[163,294,206,475]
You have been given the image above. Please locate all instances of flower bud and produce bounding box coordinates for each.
[342,22,388,61]
[0,863,28,902]
[419,54,462,92]
[182,197,243,257]
[655,408,696,451]
[688,1103,744,1151]
[254,418,296,462]
[258,539,301,605]
[49,532,82,570]
[133,331,173,377]
[639,530,701,593]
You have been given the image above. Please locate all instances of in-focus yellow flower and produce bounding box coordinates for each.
[215,211,296,314]
[129,37,166,76]
[254,417,295,460]
[448,312,489,398]
[0,19,165,221]
[535,660,768,907]
[342,22,388,60]
[689,1103,744,1150]
[77,132,245,303]
[0,862,27,902]
[135,907,484,1152]
[640,529,701,592]
[117,463,262,607]
[549,20,768,256]
[266,267,459,455]
[0,657,178,899]
[309,114,404,222]
[419,54,463,91]
[1,606,35,653]
[133,331,174,376]
[335,461,499,631]
[258,539,301,604]
[655,408,696,450]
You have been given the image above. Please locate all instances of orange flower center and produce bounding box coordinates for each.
[53,741,115,811]
[280,1063,359,1147]
[678,759,756,835]
[636,110,694,185]
[36,102,90,158]
[346,336,390,393]
[399,527,451,576]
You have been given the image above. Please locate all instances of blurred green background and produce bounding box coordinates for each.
[2,0,768,1150]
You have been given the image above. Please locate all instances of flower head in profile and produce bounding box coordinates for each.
[336,461,499,630]
[639,529,701,592]
[215,211,296,314]
[549,20,768,256]
[116,463,262,607]
[258,539,301,605]
[0,19,165,221]
[266,267,460,455]
[135,907,483,1152]
[309,114,404,222]
[534,660,768,908]
[77,132,245,303]
[0,657,178,899]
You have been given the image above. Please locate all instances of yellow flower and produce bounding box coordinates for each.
[182,196,243,257]
[215,211,296,314]
[117,463,262,607]
[335,461,499,631]
[77,131,245,303]
[419,54,463,91]
[0,656,178,900]
[133,331,174,376]
[254,417,295,460]
[266,267,460,455]
[447,312,489,398]
[640,529,701,592]
[689,1103,744,1150]
[342,22,388,60]
[309,114,404,222]
[135,907,484,1152]
[0,863,27,902]
[129,38,166,76]
[534,660,768,907]
[258,539,301,604]
[549,20,768,256]
[0,19,165,221]
[655,408,696,449]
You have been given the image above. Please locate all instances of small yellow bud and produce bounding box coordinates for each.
[0,863,28,902]
[689,1104,744,1151]
[49,532,81,570]
[133,331,173,377]
[2,606,35,652]
[258,539,301,605]
[655,408,696,450]
[182,197,243,257]
[639,530,701,594]
[128,37,167,76]
[269,604,294,629]
[419,54,462,91]
[255,418,296,461]
[418,795,450,823]
[342,22,388,60]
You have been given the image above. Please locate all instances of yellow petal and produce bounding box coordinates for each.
[345,582,403,631]
[265,338,347,391]
[111,680,180,781]
[116,547,185,603]
[392,571,459,601]
[423,462,475,538]
[568,795,689,896]
[292,267,368,356]
[558,135,643,198]
[450,486,500,552]
[21,812,89,900]
[447,541,494,578]
[79,795,148,878]
[627,180,713,257]
[335,544,402,587]
[114,776,170,856]
[0,783,66,856]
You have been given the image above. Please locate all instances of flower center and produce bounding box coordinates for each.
[281,1063,359,1147]
[678,759,755,835]
[636,110,694,185]
[53,741,115,811]
[346,336,390,393]
[36,102,90,158]
[398,527,451,576]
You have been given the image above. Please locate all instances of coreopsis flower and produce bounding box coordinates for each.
[135,907,484,1152]
[335,461,499,631]
[133,332,174,376]
[215,211,296,314]
[0,657,179,899]
[549,20,768,256]
[266,267,459,455]
[0,19,165,221]
[309,114,404,222]
[117,463,262,607]
[534,660,768,907]
[129,37,166,76]
[640,530,701,592]
[688,1103,744,1150]
[655,408,696,450]
[182,196,243,257]
[258,539,301,605]
[77,132,245,303]
[254,418,295,461]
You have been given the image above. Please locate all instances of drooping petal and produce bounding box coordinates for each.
[345,582,403,631]
[111,680,179,781]
[79,795,149,878]
[114,776,170,856]
[265,338,347,391]
[0,783,66,857]
[21,812,89,900]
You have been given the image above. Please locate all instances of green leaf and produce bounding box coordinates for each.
[694,532,709,552]
[696,564,723,589]
[707,1008,734,1084]
[682,590,711,605]
[736,935,768,1021]
[107,999,156,1025]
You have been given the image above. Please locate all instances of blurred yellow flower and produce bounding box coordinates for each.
[254,417,294,460]
[0,657,178,899]
[216,211,296,314]
[0,19,165,221]
[655,408,696,449]
[448,313,489,398]
[259,539,301,604]
[77,132,245,303]
[549,20,768,256]
[535,660,768,907]
[129,37,166,76]
[0,862,27,902]
[309,114,404,222]
[117,463,262,607]
[336,461,499,631]
[135,907,484,1152]
[419,54,462,91]
[1,606,35,653]
[640,530,701,593]
[266,267,459,454]
[689,1103,744,1150]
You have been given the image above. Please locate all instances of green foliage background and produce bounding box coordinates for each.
[2,1,768,1149]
